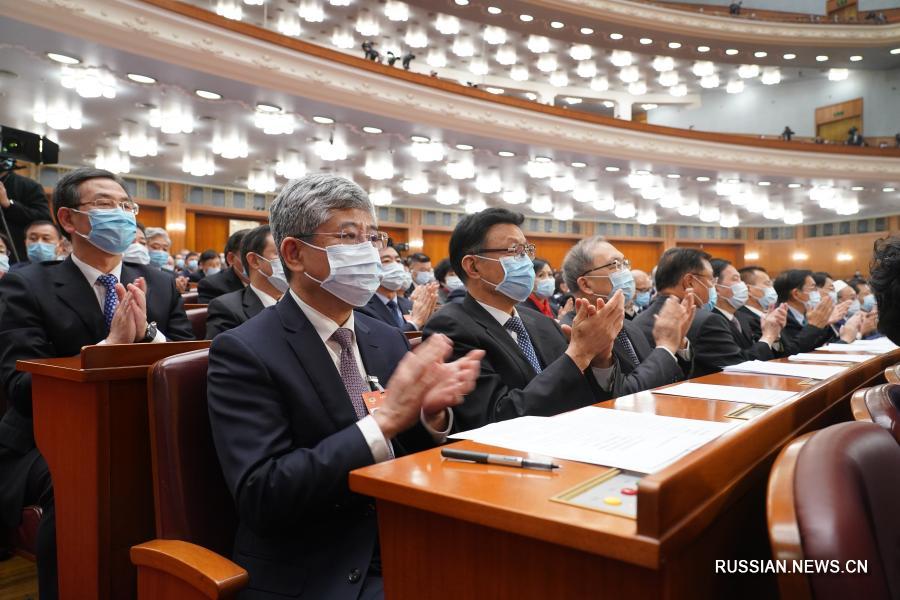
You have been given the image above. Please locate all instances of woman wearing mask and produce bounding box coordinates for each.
[434,258,466,305]
[519,258,559,318]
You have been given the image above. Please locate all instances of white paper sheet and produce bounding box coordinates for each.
[820,339,897,354]
[450,407,739,474]
[788,353,871,364]
[722,360,847,380]
[653,382,797,406]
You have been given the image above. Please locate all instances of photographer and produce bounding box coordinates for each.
[1,161,53,264]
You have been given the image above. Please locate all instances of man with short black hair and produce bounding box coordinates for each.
[424,208,625,431]
[869,236,900,343]
[189,249,221,284]
[197,229,250,301]
[774,269,856,352]
[0,167,194,599]
[736,265,779,343]
[356,245,438,331]
[10,220,63,270]
[0,168,53,264]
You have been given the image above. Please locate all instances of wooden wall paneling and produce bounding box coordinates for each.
[381,226,409,247]
[815,98,863,127]
[422,230,453,264]
[676,242,745,267]
[746,232,889,279]
[606,240,665,273]
[166,183,187,252]
[137,206,166,229]
[531,237,579,270]
[183,211,197,253]
[192,213,230,254]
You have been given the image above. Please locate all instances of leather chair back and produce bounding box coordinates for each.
[186,308,208,341]
[885,363,900,384]
[148,349,236,557]
[850,384,900,443]
[181,291,199,304]
[768,422,900,600]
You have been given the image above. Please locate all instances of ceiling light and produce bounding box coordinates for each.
[699,203,720,222]
[570,44,593,61]
[276,14,302,36]
[758,181,771,186]
[355,15,381,36]
[524,92,537,100]
[364,151,395,180]
[313,137,348,161]
[454,0,469,5]
[434,14,460,35]
[248,167,277,193]
[783,53,797,60]
[362,126,382,134]
[313,116,334,124]
[891,48,900,55]
[487,6,501,14]
[816,55,829,62]
[720,211,739,228]
[667,173,682,179]
[639,38,653,45]
[565,97,582,105]
[678,198,699,216]
[60,65,117,99]
[605,166,620,172]
[580,27,594,34]
[554,205,575,221]
[195,89,222,99]
[426,49,447,68]
[590,76,610,91]
[495,45,517,65]
[118,125,157,157]
[297,0,323,22]
[527,35,551,54]
[609,33,623,40]
[619,65,640,83]
[401,173,430,195]
[526,158,554,179]
[551,21,565,29]
[33,101,82,130]
[369,186,394,207]
[658,70,679,87]
[760,67,781,85]
[537,54,558,73]
[256,103,281,113]
[754,51,767,58]
[469,58,490,76]
[519,14,533,22]
[627,80,647,95]
[851,186,864,191]
[550,171,576,192]
[410,135,429,143]
[668,42,682,49]
[255,110,295,135]
[614,201,636,219]
[725,48,739,56]
[850,55,863,62]
[738,64,760,78]
[447,155,475,179]
[149,105,193,134]
[784,209,803,225]
[331,28,356,49]
[697,45,710,53]
[700,74,720,88]
[95,147,131,174]
[46,52,80,64]
[452,36,475,57]
[572,182,597,203]
[482,25,507,45]
[211,131,248,159]
[788,183,802,188]
[498,150,515,157]
[726,80,744,94]
[475,171,502,194]
[669,84,688,97]
[828,68,849,81]
[610,50,633,67]
[571,161,586,168]
[531,195,553,214]
[216,0,243,20]
[181,151,215,177]
[464,196,487,214]
[601,100,615,108]
[641,103,658,110]
[404,27,428,48]
[485,86,505,94]
[696,176,710,182]
[692,60,715,77]
[275,151,307,179]
[510,65,529,81]
[652,56,675,72]
[637,206,658,225]
[576,61,598,78]
[883,187,896,192]
[502,187,527,205]
[436,184,461,205]
[409,141,444,162]
[549,71,569,87]
[384,1,410,21]
[127,73,156,84]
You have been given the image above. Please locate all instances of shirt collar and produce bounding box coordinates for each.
[744,304,765,318]
[288,289,354,345]
[375,291,396,305]
[788,305,806,325]
[476,299,518,327]
[71,251,122,285]
[714,305,734,321]
[249,284,278,308]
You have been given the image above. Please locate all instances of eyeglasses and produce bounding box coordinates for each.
[77,200,140,215]
[475,242,536,259]
[297,228,388,248]
[581,258,631,277]
[691,273,718,286]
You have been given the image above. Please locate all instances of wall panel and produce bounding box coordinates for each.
[193,213,231,254]
[607,240,665,273]
[137,206,166,229]
[747,233,887,279]
[676,243,745,267]
[422,230,453,264]
[381,227,409,247]
[531,237,579,270]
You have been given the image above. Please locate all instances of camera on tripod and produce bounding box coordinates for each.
[1,126,59,173]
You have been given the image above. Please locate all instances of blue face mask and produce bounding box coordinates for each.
[479,253,535,303]
[725,282,749,310]
[73,208,137,255]
[0,253,9,273]
[534,278,556,299]
[175,258,185,269]
[706,285,718,310]
[27,241,57,263]
[804,290,821,311]
[149,250,169,268]
[862,295,876,312]
[757,286,778,310]
[847,299,861,316]
[204,267,221,277]
[187,259,199,271]
[445,275,465,291]
[584,269,636,304]
[414,270,435,286]
[827,291,838,304]
[634,290,651,309]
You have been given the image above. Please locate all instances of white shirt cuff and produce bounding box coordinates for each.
[591,361,617,392]
[356,414,392,464]
[421,407,453,444]
[152,329,167,343]
[677,339,692,360]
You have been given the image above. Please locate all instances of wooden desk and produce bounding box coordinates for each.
[350,350,900,599]
[18,341,210,600]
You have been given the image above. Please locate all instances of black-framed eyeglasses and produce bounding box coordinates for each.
[581,258,631,277]
[475,242,536,258]
[296,229,388,248]
[77,200,140,215]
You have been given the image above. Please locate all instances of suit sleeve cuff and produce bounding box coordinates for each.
[356,414,392,463]
[420,407,453,443]
[590,361,618,392]
[656,346,678,363]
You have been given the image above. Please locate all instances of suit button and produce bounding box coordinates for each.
[348,568,361,584]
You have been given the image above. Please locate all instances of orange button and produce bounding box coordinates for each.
[603,496,622,506]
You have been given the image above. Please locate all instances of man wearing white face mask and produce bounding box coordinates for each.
[123,224,151,265]
[207,174,483,599]
[356,245,438,331]
[206,225,286,339]
[774,269,857,353]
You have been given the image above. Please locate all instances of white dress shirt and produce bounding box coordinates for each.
[475,299,617,390]
[289,290,450,464]
[249,284,278,308]
[71,252,166,343]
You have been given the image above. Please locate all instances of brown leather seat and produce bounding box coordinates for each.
[885,363,900,384]
[185,308,208,342]
[181,291,199,304]
[767,422,900,600]
[147,349,236,557]
[850,384,900,443]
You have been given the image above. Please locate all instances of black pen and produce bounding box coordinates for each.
[441,448,560,471]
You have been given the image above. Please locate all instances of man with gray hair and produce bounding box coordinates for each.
[560,236,693,396]
[207,173,483,599]
[145,226,188,291]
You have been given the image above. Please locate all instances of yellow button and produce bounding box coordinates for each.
[603,496,622,506]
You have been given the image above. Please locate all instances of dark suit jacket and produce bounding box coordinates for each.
[207,296,430,599]
[355,293,415,332]
[781,309,836,355]
[198,267,245,304]
[632,293,673,348]
[735,305,763,342]
[559,310,685,395]
[205,286,266,340]
[1,172,52,263]
[423,295,604,431]
[686,307,774,378]
[0,258,193,525]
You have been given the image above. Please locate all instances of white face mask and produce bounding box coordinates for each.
[257,255,289,293]
[379,261,408,291]
[414,270,435,285]
[123,243,150,265]
[400,270,413,291]
[301,240,383,307]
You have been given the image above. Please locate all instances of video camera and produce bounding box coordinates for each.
[1,126,59,173]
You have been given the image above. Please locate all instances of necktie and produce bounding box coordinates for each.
[329,328,369,420]
[97,273,119,331]
[386,299,404,328]
[616,329,640,367]
[504,316,543,374]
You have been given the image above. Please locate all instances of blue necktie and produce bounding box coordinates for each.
[386,299,404,328]
[504,316,543,374]
[97,273,119,331]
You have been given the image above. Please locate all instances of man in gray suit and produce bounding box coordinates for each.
[561,236,695,397]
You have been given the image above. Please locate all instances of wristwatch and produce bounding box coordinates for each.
[140,321,158,343]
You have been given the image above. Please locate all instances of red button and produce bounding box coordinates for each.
[621,487,637,496]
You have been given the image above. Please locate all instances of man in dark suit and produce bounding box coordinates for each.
[774,269,857,353]
[0,167,53,264]
[559,236,695,396]
[197,230,250,302]
[206,225,285,339]
[0,168,195,600]
[423,208,625,432]
[207,174,481,599]
[736,265,778,343]
[356,245,437,332]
